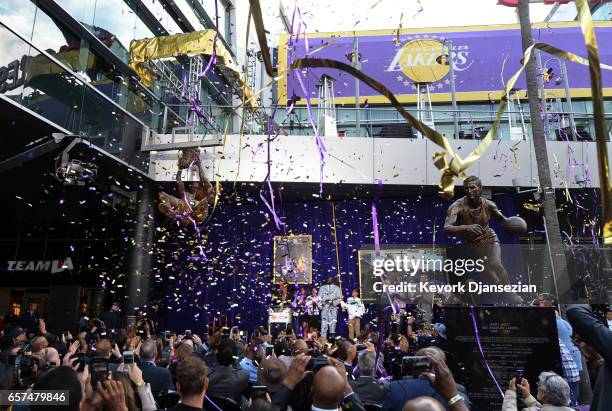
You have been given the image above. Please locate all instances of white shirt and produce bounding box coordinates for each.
[312,406,339,411]
[341,297,365,319]
[607,319,612,329]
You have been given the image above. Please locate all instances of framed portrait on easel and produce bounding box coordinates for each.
[273,234,312,284]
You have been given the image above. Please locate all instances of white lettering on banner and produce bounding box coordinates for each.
[386,48,473,72]
[6,258,73,273]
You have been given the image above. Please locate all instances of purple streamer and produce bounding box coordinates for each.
[259,102,284,230]
[469,305,504,398]
[371,179,383,254]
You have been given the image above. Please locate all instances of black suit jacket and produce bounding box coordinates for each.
[19,312,38,334]
[349,376,387,406]
[206,365,249,404]
[99,310,121,332]
[139,361,174,394]
[566,305,612,411]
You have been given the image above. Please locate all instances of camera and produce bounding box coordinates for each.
[13,344,36,389]
[513,368,524,383]
[90,357,109,389]
[71,352,89,372]
[251,385,268,402]
[401,356,432,377]
[306,355,329,373]
[123,351,134,365]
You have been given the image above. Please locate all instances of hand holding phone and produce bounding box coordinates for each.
[89,357,109,389]
[123,351,134,365]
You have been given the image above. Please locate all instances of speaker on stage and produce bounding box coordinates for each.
[47,285,81,334]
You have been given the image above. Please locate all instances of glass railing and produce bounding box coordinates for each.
[0,22,150,173]
[268,106,611,141]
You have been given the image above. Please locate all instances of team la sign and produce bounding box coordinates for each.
[7,258,74,273]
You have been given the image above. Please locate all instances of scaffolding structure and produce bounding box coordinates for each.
[317,75,338,137]
[416,84,435,138]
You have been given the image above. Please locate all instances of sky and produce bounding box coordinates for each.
[240,0,577,41]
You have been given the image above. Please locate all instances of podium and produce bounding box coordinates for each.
[268,307,291,339]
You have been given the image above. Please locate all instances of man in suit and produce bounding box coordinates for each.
[350,349,387,406]
[20,303,39,338]
[566,304,612,411]
[99,302,121,333]
[206,338,249,405]
[139,338,174,395]
[382,346,470,411]
[319,276,342,339]
[335,339,357,381]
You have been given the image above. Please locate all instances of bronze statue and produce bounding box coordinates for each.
[444,176,518,298]
[158,148,215,226]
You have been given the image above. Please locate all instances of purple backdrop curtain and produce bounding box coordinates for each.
[158,193,518,335]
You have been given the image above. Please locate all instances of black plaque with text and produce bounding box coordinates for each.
[445,306,562,411]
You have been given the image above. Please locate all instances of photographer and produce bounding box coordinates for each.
[271,353,366,411]
[382,347,470,411]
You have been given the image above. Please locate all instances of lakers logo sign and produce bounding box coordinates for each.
[395,38,449,83]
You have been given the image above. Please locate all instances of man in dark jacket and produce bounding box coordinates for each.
[139,338,174,395]
[566,304,612,411]
[20,303,39,337]
[99,302,121,333]
[206,339,249,404]
[350,349,387,406]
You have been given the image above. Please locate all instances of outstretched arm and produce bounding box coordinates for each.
[195,157,215,202]
[176,170,185,197]
[487,200,508,224]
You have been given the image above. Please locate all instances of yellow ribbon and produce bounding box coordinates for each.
[575,0,612,244]
[290,37,610,200]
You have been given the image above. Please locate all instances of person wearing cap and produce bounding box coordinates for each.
[7,326,27,346]
[258,357,287,394]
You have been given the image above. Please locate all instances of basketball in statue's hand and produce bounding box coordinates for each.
[503,216,527,236]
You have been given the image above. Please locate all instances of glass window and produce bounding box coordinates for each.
[30,8,82,72]
[0,0,37,41]
[58,0,155,65]
[141,0,183,34]
[592,4,612,21]
[174,0,206,30]
[200,0,225,34]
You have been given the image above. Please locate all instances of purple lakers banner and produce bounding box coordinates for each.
[278,22,612,105]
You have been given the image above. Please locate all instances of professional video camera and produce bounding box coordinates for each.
[13,343,56,389]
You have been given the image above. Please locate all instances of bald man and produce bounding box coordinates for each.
[402,396,446,411]
[271,355,366,411]
[312,366,346,409]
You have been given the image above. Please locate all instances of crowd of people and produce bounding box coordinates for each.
[0,300,609,411]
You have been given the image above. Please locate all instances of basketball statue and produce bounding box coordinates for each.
[444,176,526,304]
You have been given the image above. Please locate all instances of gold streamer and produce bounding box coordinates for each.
[249,0,609,239]
[248,0,274,77]
[290,40,611,199]
[128,30,256,109]
[575,0,612,244]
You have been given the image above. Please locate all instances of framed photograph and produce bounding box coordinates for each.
[273,235,312,284]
